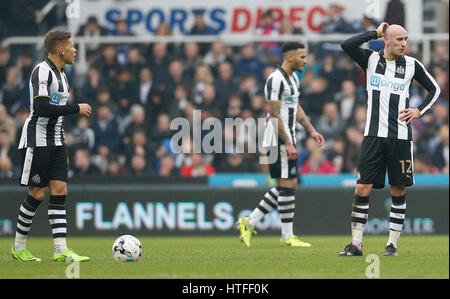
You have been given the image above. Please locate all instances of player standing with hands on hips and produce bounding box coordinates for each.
[338,22,440,256]
[238,42,325,248]
[11,30,92,262]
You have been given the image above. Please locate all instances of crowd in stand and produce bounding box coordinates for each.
[0,3,448,179]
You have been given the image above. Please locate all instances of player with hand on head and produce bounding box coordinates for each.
[338,22,440,256]
[11,30,92,262]
[237,42,325,248]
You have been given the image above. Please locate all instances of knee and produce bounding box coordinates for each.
[29,187,46,201]
[49,181,67,196]
[355,184,372,197]
[390,185,406,198]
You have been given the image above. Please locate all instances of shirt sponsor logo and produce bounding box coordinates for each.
[50,92,69,105]
[370,75,405,92]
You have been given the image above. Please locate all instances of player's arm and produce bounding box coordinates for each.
[341,22,388,70]
[268,101,297,160]
[296,104,324,147]
[31,68,91,118]
[399,59,441,125]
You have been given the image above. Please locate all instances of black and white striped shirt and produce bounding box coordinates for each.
[342,31,441,141]
[262,67,300,147]
[19,58,73,148]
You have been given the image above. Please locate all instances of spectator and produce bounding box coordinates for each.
[432,65,449,101]
[0,155,15,178]
[255,10,280,52]
[0,128,18,165]
[148,42,171,85]
[234,43,265,83]
[191,64,214,105]
[0,104,17,144]
[300,148,337,174]
[105,154,128,176]
[302,77,331,122]
[214,62,237,110]
[137,67,155,107]
[203,40,232,77]
[334,80,365,122]
[431,123,449,173]
[343,126,364,173]
[279,16,303,35]
[217,153,254,173]
[226,95,243,118]
[122,104,150,146]
[124,129,154,170]
[183,42,203,81]
[111,67,138,118]
[321,4,354,34]
[75,16,108,59]
[180,153,216,177]
[0,47,13,88]
[160,59,190,103]
[158,155,177,177]
[70,116,95,152]
[0,66,26,115]
[189,11,217,35]
[80,65,106,107]
[189,10,217,54]
[430,43,449,71]
[92,104,121,157]
[111,19,136,65]
[147,91,168,126]
[149,113,173,151]
[94,44,120,86]
[71,148,101,176]
[415,155,440,174]
[199,84,222,119]
[168,83,190,120]
[239,75,260,110]
[127,47,146,83]
[348,105,367,133]
[129,154,154,176]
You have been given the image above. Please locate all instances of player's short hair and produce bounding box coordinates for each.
[44,30,71,54]
[281,42,305,54]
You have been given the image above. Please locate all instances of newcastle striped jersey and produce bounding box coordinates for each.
[19,58,71,148]
[342,31,440,141]
[263,67,300,147]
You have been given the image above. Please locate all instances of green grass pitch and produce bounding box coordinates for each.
[0,235,448,279]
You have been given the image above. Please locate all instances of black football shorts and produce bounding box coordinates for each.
[266,143,298,179]
[20,145,68,187]
[356,136,414,189]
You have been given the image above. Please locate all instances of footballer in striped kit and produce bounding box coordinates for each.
[338,22,440,257]
[237,42,324,248]
[11,30,92,262]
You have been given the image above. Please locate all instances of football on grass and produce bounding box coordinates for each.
[112,235,142,262]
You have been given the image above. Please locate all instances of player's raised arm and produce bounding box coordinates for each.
[341,22,388,70]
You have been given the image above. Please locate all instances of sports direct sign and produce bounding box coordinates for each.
[68,0,422,36]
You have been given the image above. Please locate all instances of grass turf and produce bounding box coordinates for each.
[0,235,448,279]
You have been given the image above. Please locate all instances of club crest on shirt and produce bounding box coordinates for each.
[396,65,405,75]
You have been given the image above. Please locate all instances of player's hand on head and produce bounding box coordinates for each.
[78,103,92,117]
[377,22,389,37]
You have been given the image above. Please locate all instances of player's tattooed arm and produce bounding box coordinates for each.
[268,101,292,145]
[296,104,314,134]
[297,104,325,147]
